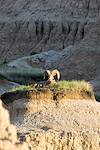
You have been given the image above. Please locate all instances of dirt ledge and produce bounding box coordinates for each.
[1,87,95,106]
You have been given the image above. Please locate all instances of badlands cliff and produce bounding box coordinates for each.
[0,0,100,149]
[0,0,100,59]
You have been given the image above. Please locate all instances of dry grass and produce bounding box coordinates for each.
[10,80,93,93]
[50,80,93,93]
[9,80,95,101]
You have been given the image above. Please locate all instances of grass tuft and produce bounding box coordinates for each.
[10,80,93,93]
[10,85,34,92]
[8,80,95,101]
[50,80,93,93]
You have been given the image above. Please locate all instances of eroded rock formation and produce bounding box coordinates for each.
[0,0,100,59]
[10,97,100,150]
[0,0,100,93]
[0,100,29,150]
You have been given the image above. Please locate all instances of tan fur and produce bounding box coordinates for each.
[34,69,60,88]
[50,69,60,81]
[44,69,60,84]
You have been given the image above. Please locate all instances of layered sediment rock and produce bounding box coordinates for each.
[0,0,100,59]
[9,97,100,150]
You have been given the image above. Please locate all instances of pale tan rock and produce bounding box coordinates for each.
[0,101,29,150]
[9,97,100,150]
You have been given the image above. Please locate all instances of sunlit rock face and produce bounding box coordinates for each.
[0,101,29,150]
[9,97,100,150]
[0,0,100,59]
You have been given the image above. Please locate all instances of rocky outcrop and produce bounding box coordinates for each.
[0,84,99,150]
[9,97,100,150]
[1,85,95,106]
[19,129,100,150]
[0,100,29,150]
[0,0,100,59]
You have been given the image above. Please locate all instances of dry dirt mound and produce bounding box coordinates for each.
[0,84,99,150]
[1,86,95,106]
[0,100,29,150]
[9,97,100,150]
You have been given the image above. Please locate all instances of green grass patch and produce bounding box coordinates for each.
[8,80,95,101]
[10,85,35,92]
[50,80,93,93]
[10,80,93,93]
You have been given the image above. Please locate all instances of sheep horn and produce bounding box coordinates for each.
[51,69,60,81]
[43,70,51,80]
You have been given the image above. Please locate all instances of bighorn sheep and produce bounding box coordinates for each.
[46,69,60,84]
[34,69,61,88]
